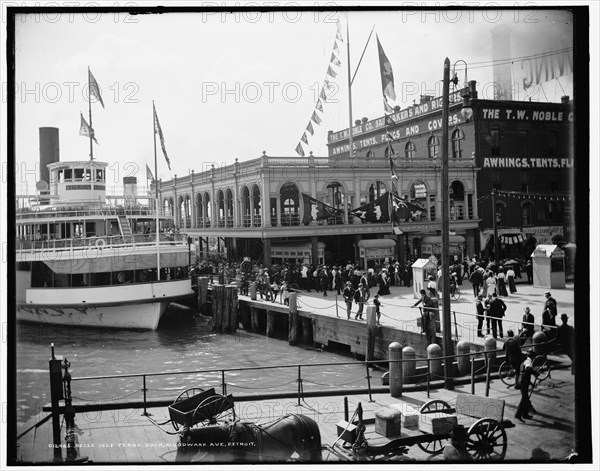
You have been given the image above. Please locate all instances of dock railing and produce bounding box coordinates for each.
[42,335,557,419]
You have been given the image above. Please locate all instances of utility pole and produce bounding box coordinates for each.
[441,58,454,390]
[492,188,499,264]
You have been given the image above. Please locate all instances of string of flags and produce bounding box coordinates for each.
[295,20,344,157]
[79,67,104,147]
[495,190,572,201]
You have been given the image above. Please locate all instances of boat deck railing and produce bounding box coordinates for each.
[16,205,171,220]
[17,233,188,254]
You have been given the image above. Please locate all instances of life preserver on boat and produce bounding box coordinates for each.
[95,238,106,248]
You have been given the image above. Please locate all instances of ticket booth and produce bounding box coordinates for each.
[531,244,566,289]
[411,256,438,299]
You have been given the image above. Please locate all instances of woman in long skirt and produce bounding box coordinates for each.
[496,267,509,296]
[377,269,391,296]
[506,266,517,293]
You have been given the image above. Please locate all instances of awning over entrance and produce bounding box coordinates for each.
[499,233,526,245]
[421,235,465,244]
[480,228,525,248]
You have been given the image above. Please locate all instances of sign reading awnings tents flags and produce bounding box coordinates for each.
[79,67,104,159]
[294,20,344,157]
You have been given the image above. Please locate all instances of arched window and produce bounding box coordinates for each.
[280,182,300,226]
[368,181,387,202]
[450,181,465,220]
[451,128,464,159]
[405,140,416,159]
[242,186,251,227]
[427,135,439,159]
[366,150,374,160]
[225,189,234,227]
[326,181,345,224]
[409,181,428,221]
[252,184,261,226]
[521,201,533,225]
[217,190,225,227]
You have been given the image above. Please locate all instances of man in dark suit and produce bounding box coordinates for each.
[475,295,486,337]
[469,267,483,297]
[488,293,507,339]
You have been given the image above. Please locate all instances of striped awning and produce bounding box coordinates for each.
[499,233,526,245]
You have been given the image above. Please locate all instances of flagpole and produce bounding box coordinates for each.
[153,101,160,281]
[345,17,354,162]
[87,66,94,161]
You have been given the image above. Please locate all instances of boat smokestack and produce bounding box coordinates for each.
[39,127,59,184]
[491,25,513,100]
[123,176,137,206]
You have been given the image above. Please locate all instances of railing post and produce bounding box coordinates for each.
[48,343,64,462]
[426,358,431,398]
[485,352,492,397]
[471,353,476,395]
[297,365,302,406]
[221,370,227,396]
[142,375,148,416]
[365,362,373,402]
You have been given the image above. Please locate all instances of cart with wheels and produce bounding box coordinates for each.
[168,387,236,432]
[327,393,514,462]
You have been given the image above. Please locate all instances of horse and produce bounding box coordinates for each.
[175,413,322,463]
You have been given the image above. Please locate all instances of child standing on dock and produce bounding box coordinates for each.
[281,282,290,306]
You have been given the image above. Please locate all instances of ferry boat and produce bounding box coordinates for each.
[16,157,194,330]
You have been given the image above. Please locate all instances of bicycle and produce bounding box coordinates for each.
[498,361,517,387]
[531,354,551,382]
[449,281,461,301]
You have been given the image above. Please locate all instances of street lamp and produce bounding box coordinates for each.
[452,60,473,122]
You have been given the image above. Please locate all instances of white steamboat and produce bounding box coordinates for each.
[16,157,194,330]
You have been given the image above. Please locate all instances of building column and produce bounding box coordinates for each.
[263,238,271,266]
[311,236,318,266]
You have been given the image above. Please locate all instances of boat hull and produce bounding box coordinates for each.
[17,279,193,330]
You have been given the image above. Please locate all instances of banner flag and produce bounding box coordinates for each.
[79,112,98,144]
[295,142,305,157]
[302,193,342,224]
[88,68,105,108]
[311,110,322,125]
[391,192,426,222]
[320,88,327,101]
[327,65,337,78]
[153,103,171,170]
[376,35,396,101]
[330,53,341,67]
[315,99,323,112]
[333,41,339,53]
[349,193,390,223]
[306,121,314,136]
[301,132,309,144]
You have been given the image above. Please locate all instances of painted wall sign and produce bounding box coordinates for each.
[482,157,574,168]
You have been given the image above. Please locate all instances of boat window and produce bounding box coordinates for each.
[74,168,85,180]
[64,169,73,181]
[58,170,64,182]
[96,169,104,182]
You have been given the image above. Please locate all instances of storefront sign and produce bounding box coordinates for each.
[482,157,573,169]
[413,183,427,199]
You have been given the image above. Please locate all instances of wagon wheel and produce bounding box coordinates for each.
[532,355,551,382]
[171,387,206,432]
[191,393,236,428]
[416,400,452,455]
[466,418,507,461]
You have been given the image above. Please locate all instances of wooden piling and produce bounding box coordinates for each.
[288,292,298,346]
[227,286,238,333]
[301,317,313,345]
[250,307,259,333]
[365,306,377,362]
[222,285,231,333]
[266,311,275,338]
[240,304,252,331]
[197,277,209,306]
[212,284,224,332]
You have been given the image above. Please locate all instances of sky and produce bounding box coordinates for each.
[7,4,579,194]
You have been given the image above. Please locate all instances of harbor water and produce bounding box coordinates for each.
[15,305,380,429]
